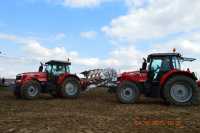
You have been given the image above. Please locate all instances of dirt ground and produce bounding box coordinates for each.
[0,88,200,133]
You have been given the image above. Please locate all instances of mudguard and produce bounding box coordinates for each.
[160,69,197,87]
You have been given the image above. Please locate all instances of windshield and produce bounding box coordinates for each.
[45,64,52,73]
[44,64,70,75]
[52,65,65,75]
[150,59,162,71]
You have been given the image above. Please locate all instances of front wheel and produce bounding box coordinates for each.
[21,80,41,100]
[163,76,200,106]
[117,81,140,104]
[61,77,81,99]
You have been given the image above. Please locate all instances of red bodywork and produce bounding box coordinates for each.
[16,72,47,86]
[119,69,198,87]
[119,71,147,83]
[16,72,81,87]
[159,69,197,87]
[14,71,82,98]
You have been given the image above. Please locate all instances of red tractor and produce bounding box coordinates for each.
[116,53,200,106]
[14,60,82,99]
[14,60,117,100]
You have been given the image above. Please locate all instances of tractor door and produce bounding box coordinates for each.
[148,57,171,82]
[146,57,171,97]
[45,64,67,85]
[148,58,162,82]
[45,64,53,81]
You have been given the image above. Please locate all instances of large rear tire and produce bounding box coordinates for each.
[61,77,81,99]
[117,81,140,104]
[21,80,41,100]
[163,76,200,106]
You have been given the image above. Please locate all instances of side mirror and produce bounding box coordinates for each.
[141,58,147,70]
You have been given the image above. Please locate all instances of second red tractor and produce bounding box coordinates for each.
[117,53,200,106]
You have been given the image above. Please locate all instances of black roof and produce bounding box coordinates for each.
[148,53,182,58]
[147,53,196,62]
[45,60,71,65]
[147,53,182,62]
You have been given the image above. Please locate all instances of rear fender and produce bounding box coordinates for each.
[160,70,197,87]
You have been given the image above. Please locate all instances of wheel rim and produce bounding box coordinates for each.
[65,83,78,96]
[170,83,192,103]
[120,87,135,101]
[27,86,38,97]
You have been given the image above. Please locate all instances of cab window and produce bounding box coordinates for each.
[45,64,52,73]
[150,59,162,71]
[172,57,181,70]
[160,58,171,71]
[66,66,70,73]
[149,58,171,81]
[149,58,162,80]
[52,65,66,75]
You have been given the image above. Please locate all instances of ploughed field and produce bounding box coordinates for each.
[0,87,200,133]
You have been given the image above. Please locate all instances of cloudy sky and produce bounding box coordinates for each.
[0,0,200,78]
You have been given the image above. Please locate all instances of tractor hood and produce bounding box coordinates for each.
[20,72,46,76]
[120,71,147,82]
[122,71,141,76]
[16,72,47,82]
[22,72,43,75]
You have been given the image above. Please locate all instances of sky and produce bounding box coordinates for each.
[0,0,200,78]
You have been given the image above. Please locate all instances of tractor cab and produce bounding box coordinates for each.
[14,59,82,99]
[117,52,200,106]
[44,60,71,75]
[141,53,196,82]
[40,60,71,81]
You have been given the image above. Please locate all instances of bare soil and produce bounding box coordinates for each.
[0,88,200,133]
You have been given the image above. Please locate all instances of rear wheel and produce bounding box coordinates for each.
[21,80,41,100]
[61,77,81,99]
[117,81,140,104]
[163,76,200,106]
